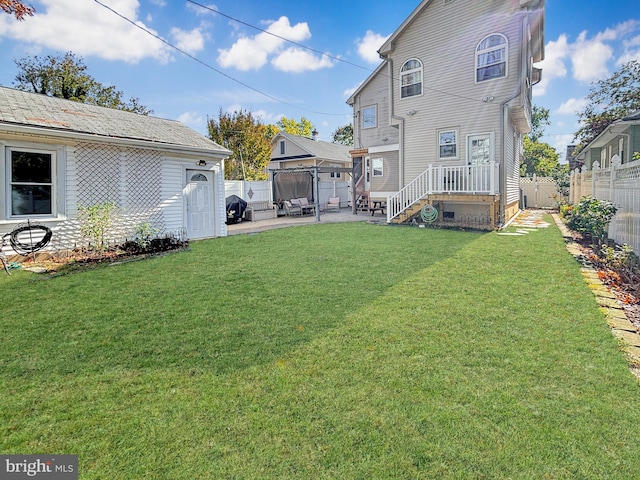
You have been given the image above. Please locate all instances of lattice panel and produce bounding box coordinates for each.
[123,148,164,231]
[75,143,121,205]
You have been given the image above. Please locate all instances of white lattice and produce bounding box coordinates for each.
[75,143,120,205]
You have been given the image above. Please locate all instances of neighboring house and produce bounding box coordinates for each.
[0,86,231,255]
[347,0,545,229]
[574,111,640,170]
[269,132,352,181]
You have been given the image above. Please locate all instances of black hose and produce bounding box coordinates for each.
[8,223,53,256]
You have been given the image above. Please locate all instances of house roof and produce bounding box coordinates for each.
[0,86,231,157]
[576,112,640,159]
[271,132,351,164]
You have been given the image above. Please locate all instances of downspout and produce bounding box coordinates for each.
[499,13,526,224]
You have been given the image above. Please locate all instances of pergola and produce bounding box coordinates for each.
[271,165,355,222]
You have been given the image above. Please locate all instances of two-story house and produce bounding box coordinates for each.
[347,0,545,229]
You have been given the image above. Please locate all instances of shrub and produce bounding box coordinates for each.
[78,202,118,253]
[566,196,617,249]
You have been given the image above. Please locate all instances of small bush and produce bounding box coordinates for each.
[566,196,617,249]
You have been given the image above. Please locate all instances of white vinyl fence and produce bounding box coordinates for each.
[519,175,562,208]
[570,156,640,255]
[225,180,351,210]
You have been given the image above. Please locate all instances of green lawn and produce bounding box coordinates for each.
[1,219,639,479]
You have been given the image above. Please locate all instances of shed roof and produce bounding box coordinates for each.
[271,132,351,164]
[0,86,231,157]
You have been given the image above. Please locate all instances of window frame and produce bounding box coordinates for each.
[400,58,423,99]
[372,158,384,177]
[6,146,57,219]
[438,129,459,160]
[475,34,508,83]
[362,105,377,129]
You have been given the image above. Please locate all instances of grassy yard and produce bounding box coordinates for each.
[1,218,639,479]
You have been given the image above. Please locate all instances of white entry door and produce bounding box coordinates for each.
[186,170,215,239]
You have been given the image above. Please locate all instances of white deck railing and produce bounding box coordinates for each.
[387,162,499,221]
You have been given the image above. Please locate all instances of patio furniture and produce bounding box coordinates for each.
[297,197,316,215]
[326,197,340,212]
[284,200,302,216]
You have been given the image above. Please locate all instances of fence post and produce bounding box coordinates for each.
[591,161,600,199]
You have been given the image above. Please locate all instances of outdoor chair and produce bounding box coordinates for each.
[284,200,302,216]
[325,197,340,212]
[297,197,316,215]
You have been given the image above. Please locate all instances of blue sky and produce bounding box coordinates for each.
[1,0,639,163]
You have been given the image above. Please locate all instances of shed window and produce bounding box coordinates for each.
[8,149,54,217]
[400,59,423,98]
[476,34,507,82]
[190,173,208,182]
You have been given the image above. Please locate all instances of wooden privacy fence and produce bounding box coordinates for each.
[519,175,562,208]
[570,156,640,255]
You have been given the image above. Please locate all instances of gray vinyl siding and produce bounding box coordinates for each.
[505,122,520,206]
[371,151,400,192]
[353,69,399,150]
[272,138,308,159]
[388,0,524,184]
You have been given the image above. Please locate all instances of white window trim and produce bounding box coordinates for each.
[5,146,58,220]
[438,129,459,160]
[362,105,377,129]
[400,58,423,99]
[475,33,508,83]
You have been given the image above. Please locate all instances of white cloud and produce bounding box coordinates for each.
[556,98,588,116]
[177,111,203,126]
[186,2,218,15]
[533,34,569,96]
[217,16,328,73]
[571,30,613,83]
[356,30,389,63]
[271,47,334,73]
[0,0,172,63]
[171,27,207,55]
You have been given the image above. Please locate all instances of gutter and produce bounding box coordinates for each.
[0,123,232,159]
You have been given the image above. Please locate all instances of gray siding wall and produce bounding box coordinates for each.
[353,66,399,150]
[389,0,524,184]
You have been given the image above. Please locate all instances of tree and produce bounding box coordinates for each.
[529,105,550,143]
[574,60,640,150]
[1,0,34,20]
[274,116,315,137]
[521,105,560,176]
[207,109,272,180]
[13,52,152,115]
[332,124,353,146]
[521,136,559,176]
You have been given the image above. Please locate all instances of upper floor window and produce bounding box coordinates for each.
[279,140,285,155]
[400,59,423,98]
[362,106,377,129]
[8,148,55,217]
[476,34,507,82]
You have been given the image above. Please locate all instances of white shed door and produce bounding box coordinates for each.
[186,170,214,239]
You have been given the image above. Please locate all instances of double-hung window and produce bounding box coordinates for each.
[476,34,507,82]
[8,148,55,217]
[400,59,423,98]
[438,130,458,159]
[362,106,377,129]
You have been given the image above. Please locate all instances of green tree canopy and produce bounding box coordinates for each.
[521,136,560,176]
[274,116,315,137]
[207,109,272,181]
[521,105,560,177]
[574,60,640,150]
[13,52,152,114]
[332,124,353,146]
